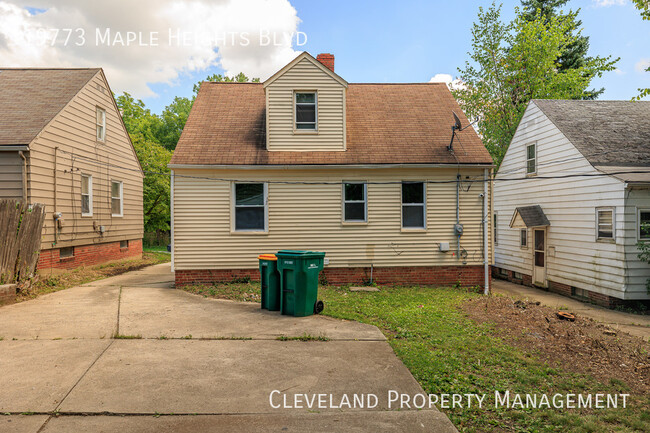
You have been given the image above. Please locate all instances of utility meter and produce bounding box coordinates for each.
[454,224,464,236]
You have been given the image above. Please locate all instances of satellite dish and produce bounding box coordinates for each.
[452,112,462,131]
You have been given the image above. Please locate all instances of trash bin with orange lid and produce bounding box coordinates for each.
[258,254,280,311]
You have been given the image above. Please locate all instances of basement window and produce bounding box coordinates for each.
[526,143,536,174]
[111,180,123,217]
[343,182,367,222]
[120,240,129,249]
[639,209,650,241]
[295,92,317,130]
[401,182,425,229]
[81,174,93,216]
[234,183,267,231]
[96,107,106,142]
[59,247,74,259]
[596,207,614,241]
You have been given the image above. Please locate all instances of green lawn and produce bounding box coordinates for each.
[181,282,650,432]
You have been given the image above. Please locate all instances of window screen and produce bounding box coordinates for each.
[295,92,316,130]
[235,183,266,231]
[343,183,367,222]
[402,182,425,228]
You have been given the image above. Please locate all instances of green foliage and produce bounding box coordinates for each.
[521,0,603,99]
[192,72,260,94]
[116,73,258,232]
[116,93,172,231]
[454,2,618,167]
[632,0,650,100]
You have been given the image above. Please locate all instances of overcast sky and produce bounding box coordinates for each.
[0,0,647,113]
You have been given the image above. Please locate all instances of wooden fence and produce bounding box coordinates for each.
[0,199,46,284]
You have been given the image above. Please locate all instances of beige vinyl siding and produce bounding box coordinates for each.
[27,71,143,250]
[0,151,25,200]
[173,167,492,270]
[623,187,650,297]
[266,57,345,151]
[494,101,637,299]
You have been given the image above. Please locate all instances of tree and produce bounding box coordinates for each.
[116,93,172,232]
[115,72,259,232]
[633,0,649,100]
[521,0,602,99]
[454,3,618,166]
[192,72,260,95]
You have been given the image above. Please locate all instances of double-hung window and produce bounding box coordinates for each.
[596,207,614,240]
[343,182,367,222]
[638,209,650,241]
[234,183,267,231]
[96,107,106,142]
[295,92,317,130]
[81,174,92,216]
[401,182,426,229]
[520,228,527,248]
[111,180,123,217]
[526,143,536,174]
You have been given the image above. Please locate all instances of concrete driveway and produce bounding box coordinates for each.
[0,263,456,432]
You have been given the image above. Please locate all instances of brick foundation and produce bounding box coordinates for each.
[491,265,637,309]
[37,239,143,271]
[175,265,491,289]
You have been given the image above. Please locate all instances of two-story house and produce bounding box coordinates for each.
[0,68,144,270]
[493,100,650,308]
[170,52,494,288]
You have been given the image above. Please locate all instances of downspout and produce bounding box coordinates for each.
[170,170,175,273]
[456,173,461,258]
[53,147,58,245]
[483,168,490,295]
[19,151,27,203]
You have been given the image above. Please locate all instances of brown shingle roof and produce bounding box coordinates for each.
[170,82,492,166]
[0,68,100,145]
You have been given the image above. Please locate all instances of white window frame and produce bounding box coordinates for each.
[294,91,318,132]
[520,228,527,248]
[401,181,426,230]
[342,182,367,223]
[81,174,93,217]
[96,107,106,142]
[232,182,268,233]
[526,143,536,175]
[596,207,615,241]
[111,180,123,217]
[493,212,498,245]
[638,208,650,241]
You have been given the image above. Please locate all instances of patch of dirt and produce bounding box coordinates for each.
[14,252,170,302]
[462,296,650,394]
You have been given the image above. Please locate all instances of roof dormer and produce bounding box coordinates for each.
[263,52,348,152]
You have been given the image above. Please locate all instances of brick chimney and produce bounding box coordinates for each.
[316,53,335,72]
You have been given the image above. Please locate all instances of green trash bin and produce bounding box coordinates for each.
[276,250,326,317]
[258,254,281,311]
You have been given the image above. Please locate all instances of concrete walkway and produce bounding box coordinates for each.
[492,279,650,341]
[0,264,456,433]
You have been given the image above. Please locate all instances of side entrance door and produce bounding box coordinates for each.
[533,228,547,287]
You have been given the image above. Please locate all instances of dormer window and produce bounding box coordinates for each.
[295,92,317,130]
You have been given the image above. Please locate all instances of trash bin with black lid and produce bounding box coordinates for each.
[276,250,325,317]
[258,254,281,311]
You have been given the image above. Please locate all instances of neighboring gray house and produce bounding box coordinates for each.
[493,100,650,308]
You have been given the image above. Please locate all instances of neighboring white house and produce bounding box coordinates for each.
[493,100,650,308]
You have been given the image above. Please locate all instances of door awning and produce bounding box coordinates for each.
[510,205,550,228]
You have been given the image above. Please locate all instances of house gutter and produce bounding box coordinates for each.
[168,163,494,170]
[483,168,491,295]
